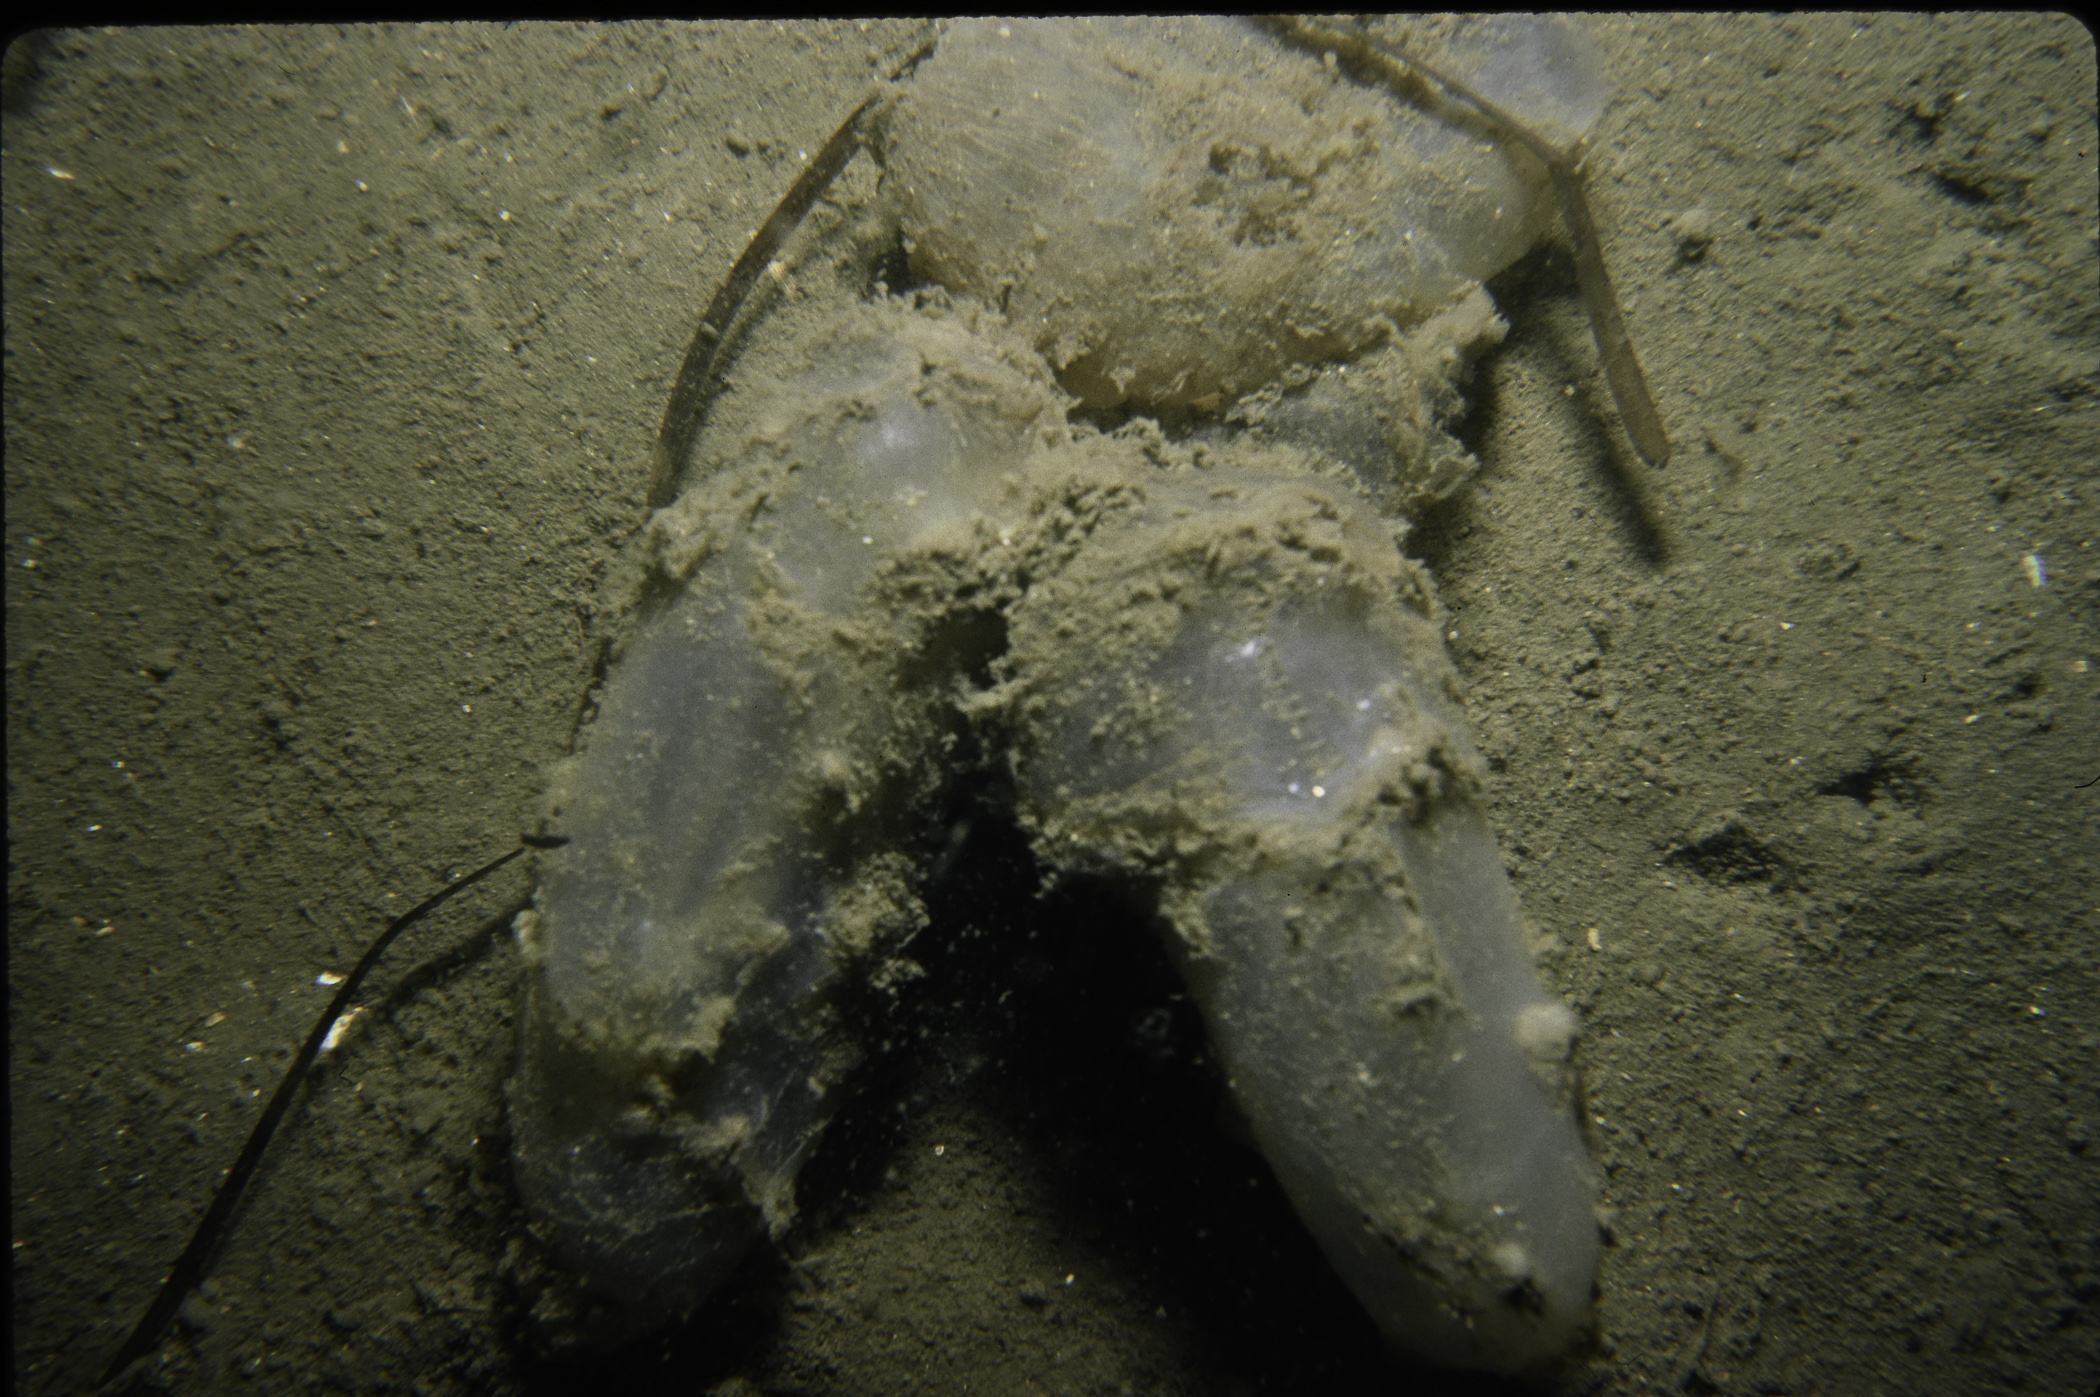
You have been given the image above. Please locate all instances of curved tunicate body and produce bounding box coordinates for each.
[1003,471,1598,1369]
[512,308,1059,1326]
[514,14,1614,1374]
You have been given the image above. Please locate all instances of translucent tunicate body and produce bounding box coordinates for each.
[514,15,1614,1374]
[512,309,1055,1323]
[885,17,1585,413]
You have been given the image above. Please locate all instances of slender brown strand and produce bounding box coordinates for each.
[650,27,941,509]
[98,842,543,1389]
[1546,161,1672,467]
[648,90,884,508]
[1274,17,1671,467]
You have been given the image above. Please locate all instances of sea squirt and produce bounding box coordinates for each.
[511,308,1057,1323]
[513,15,1614,1374]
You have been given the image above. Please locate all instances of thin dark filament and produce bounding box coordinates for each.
[98,842,540,1388]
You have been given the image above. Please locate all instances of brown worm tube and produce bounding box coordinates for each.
[1275,17,1671,467]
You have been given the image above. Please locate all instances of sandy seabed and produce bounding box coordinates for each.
[7,16,2096,1397]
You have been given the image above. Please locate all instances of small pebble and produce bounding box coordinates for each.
[1669,207,1716,259]
[177,1294,216,1334]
